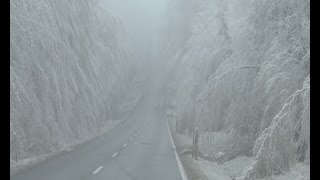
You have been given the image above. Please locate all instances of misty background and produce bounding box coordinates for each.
[102,0,168,67]
[10,0,309,179]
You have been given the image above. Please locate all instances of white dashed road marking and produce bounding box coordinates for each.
[112,152,118,158]
[123,143,127,148]
[92,166,103,175]
[130,137,133,141]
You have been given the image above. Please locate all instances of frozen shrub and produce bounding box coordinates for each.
[241,76,309,179]
[160,0,309,178]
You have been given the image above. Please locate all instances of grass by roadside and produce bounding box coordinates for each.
[10,119,123,176]
[168,119,254,180]
[168,119,309,180]
[171,129,208,180]
[172,130,250,180]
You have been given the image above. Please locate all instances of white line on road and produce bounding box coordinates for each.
[92,166,103,175]
[112,152,118,157]
[123,143,127,148]
[134,133,138,136]
[130,137,133,141]
[167,119,188,180]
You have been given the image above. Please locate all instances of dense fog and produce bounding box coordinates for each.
[10,0,309,179]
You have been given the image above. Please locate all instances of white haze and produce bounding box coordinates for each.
[102,0,168,64]
[10,0,309,179]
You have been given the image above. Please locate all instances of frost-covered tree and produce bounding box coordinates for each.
[160,0,309,178]
[10,0,141,162]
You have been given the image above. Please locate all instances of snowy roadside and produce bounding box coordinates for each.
[10,95,142,176]
[10,111,131,176]
[255,163,310,180]
[171,130,248,180]
[11,152,59,176]
[168,120,309,180]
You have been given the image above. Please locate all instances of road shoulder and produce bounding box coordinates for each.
[10,119,123,176]
[168,119,253,180]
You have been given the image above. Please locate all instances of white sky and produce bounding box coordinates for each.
[102,0,167,34]
[101,0,168,61]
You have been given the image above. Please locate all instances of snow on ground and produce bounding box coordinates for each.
[171,125,251,179]
[173,130,235,180]
[10,152,57,176]
[196,158,233,180]
[190,154,254,180]
[171,124,309,180]
[179,154,209,180]
[220,156,254,179]
[10,119,123,176]
[256,163,310,180]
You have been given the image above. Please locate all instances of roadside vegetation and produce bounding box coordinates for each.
[162,0,309,179]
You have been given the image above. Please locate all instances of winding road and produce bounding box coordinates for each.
[11,96,185,180]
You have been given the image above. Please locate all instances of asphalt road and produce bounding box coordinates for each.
[11,97,183,180]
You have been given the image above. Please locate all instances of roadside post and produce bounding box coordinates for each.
[191,84,199,160]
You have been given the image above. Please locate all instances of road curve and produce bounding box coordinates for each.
[11,97,183,180]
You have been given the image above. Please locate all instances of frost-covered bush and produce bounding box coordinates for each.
[240,76,309,179]
[10,0,140,161]
[161,0,309,178]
